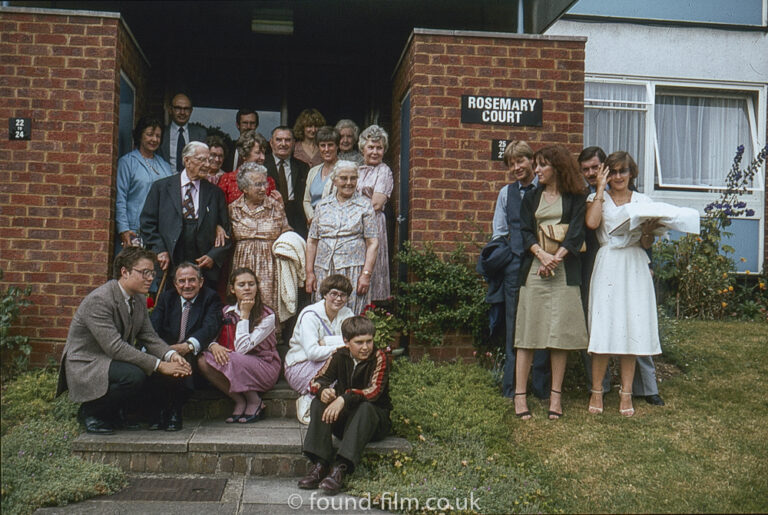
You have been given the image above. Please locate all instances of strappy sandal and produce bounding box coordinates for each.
[225,412,243,424]
[514,392,531,420]
[618,389,635,417]
[588,389,604,414]
[548,389,563,420]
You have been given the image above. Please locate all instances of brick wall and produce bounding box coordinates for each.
[391,29,586,258]
[390,30,586,354]
[0,7,147,364]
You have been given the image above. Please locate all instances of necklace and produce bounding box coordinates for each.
[142,155,160,175]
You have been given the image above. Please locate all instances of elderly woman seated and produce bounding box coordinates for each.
[284,274,354,424]
[305,160,378,314]
[229,162,292,314]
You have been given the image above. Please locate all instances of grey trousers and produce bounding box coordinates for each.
[581,352,659,395]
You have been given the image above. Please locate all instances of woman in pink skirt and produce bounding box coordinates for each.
[199,267,281,423]
[284,274,354,424]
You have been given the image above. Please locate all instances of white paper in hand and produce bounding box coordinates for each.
[610,201,700,236]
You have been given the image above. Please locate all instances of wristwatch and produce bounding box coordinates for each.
[186,341,195,354]
[362,270,372,276]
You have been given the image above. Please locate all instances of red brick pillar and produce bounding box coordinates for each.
[0,7,148,364]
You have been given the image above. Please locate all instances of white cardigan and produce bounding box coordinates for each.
[284,299,353,368]
[302,163,335,221]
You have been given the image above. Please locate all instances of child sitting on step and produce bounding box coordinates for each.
[297,316,391,495]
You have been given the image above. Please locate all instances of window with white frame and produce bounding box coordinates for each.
[655,91,756,188]
[584,79,763,192]
[584,81,649,191]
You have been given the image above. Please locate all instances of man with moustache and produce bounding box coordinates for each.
[147,262,222,430]
[578,146,665,406]
[264,126,309,238]
[157,92,207,172]
[56,247,192,434]
[141,141,231,291]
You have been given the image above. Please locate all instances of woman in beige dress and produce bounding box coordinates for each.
[229,163,292,312]
[514,144,588,420]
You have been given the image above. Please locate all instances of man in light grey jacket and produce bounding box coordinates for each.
[56,247,191,434]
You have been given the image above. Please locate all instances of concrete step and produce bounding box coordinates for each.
[183,379,299,420]
[72,418,411,477]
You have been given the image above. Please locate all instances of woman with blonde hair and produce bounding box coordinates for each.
[293,108,326,167]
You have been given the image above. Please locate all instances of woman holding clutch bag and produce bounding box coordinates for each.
[514,144,588,420]
[585,151,662,417]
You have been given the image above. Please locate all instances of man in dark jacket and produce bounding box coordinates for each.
[148,262,223,430]
[298,316,390,495]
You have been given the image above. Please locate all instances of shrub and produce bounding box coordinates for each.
[653,144,768,319]
[362,303,404,350]
[0,369,126,515]
[0,269,33,376]
[395,242,489,346]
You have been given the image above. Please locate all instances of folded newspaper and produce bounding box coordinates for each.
[609,201,700,236]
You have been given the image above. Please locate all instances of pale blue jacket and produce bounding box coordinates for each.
[115,150,173,234]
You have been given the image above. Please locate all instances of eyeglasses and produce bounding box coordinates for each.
[172,105,192,112]
[608,168,631,177]
[336,175,358,183]
[132,268,156,280]
[190,155,208,163]
[208,154,224,162]
[249,181,268,189]
[326,290,349,300]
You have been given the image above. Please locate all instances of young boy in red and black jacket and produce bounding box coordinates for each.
[298,315,391,495]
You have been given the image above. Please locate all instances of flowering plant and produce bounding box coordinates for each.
[362,303,404,351]
[654,144,767,319]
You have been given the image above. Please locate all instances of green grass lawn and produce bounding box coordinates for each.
[508,320,768,513]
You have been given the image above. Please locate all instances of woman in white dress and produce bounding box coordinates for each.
[585,151,662,417]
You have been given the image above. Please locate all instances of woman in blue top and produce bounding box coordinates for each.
[116,115,173,251]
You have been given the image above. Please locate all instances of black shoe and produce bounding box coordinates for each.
[83,415,115,435]
[147,409,165,431]
[645,394,665,406]
[165,408,183,431]
[113,408,141,431]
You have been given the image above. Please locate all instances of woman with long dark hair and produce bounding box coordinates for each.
[513,144,589,420]
[198,267,280,423]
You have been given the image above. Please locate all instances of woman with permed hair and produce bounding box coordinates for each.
[356,125,394,302]
[293,108,327,168]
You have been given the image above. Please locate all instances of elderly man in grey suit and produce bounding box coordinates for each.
[56,247,191,434]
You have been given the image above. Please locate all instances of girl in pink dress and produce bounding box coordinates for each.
[198,267,281,423]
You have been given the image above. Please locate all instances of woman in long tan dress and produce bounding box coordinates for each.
[513,144,588,421]
[229,163,292,312]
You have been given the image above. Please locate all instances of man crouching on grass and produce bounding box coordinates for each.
[298,316,391,495]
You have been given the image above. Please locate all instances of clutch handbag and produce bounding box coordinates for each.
[538,223,586,253]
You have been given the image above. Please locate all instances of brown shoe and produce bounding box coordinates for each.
[297,462,328,490]
[319,463,347,495]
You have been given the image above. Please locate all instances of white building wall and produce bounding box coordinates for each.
[546,19,768,271]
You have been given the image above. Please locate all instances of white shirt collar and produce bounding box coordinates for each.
[180,170,200,188]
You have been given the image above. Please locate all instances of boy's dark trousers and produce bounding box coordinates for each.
[303,397,391,472]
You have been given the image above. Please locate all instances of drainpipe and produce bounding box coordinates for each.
[517,0,524,33]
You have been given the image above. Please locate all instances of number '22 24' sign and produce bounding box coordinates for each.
[9,118,31,140]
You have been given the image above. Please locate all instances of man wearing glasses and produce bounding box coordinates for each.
[157,92,208,172]
[56,247,192,434]
[141,141,232,291]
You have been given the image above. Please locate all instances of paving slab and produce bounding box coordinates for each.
[36,501,238,514]
[72,421,201,453]
[188,421,303,453]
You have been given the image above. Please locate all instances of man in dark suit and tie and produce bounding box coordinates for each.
[56,247,192,434]
[156,93,208,172]
[141,141,232,291]
[264,126,309,237]
[148,262,223,430]
[223,108,259,172]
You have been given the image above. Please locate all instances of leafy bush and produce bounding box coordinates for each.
[1,369,126,514]
[363,303,404,350]
[346,358,547,513]
[0,269,33,376]
[395,242,489,346]
[653,144,768,319]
